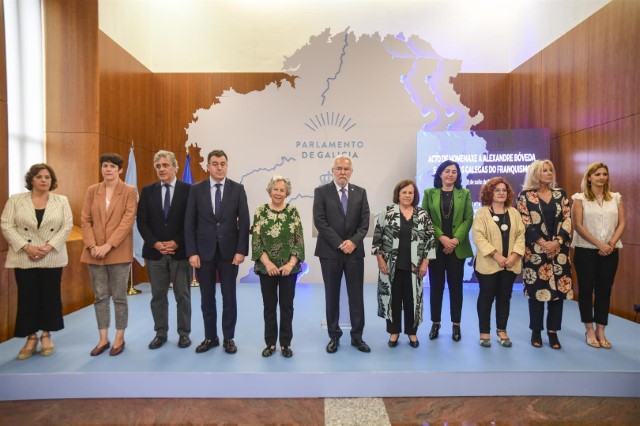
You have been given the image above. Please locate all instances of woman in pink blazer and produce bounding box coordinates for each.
[81,153,137,357]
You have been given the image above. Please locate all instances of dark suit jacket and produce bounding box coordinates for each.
[184,178,250,261]
[313,182,370,259]
[137,180,191,261]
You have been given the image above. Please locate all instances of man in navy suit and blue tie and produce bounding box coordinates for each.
[313,155,371,353]
[137,150,192,349]
[185,149,250,354]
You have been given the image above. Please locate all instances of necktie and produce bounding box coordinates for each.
[340,187,348,214]
[163,184,171,219]
[214,183,222,217]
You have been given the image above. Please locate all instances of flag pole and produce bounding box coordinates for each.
[183,148,200,287]
[126,141,143,295]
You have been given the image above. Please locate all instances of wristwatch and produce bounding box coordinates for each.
[556,237,564,245]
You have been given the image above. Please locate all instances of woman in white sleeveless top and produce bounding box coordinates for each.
[571,162,625,349]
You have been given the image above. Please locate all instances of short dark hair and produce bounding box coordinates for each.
[207,150,228,163]
[433,160,462,189]
[392,179,420,206]
[479,177,514,207]
[25,163,58,191]
[100,153,124,169]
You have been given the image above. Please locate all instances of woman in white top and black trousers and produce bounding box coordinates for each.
[572,162,625,349]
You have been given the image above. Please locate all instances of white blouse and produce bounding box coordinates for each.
[571,192,623,249]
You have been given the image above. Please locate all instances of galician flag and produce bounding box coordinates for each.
[124,146,145,267]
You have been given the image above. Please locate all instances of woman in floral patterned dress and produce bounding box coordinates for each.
[517,160,572,350]
[372,179,436,348]
[251,176,304,358]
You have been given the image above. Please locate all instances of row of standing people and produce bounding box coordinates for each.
[1,153,624,360]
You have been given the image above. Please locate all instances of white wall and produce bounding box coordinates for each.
[98,0,610,73]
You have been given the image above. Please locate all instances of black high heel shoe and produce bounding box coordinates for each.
[452,324,461,342]
[531,331,542,348]
[429,323,441,340]
[547,332,561,350]
[388,334,399,348]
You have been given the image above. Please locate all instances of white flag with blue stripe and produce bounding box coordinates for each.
[124,146,145,267]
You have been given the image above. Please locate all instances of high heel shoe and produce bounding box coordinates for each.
[40,332,55,357]
[388,334,399,348]
[408,335,419,348]
[452,324,461,342]
[17,334,38,360]
[428,323,440,340]
[496,331,512,348]
[531,331,542,348]
[547,332,561,350]
[585,332,601,348]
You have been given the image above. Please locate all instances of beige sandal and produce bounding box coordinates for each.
[17,334,39,360]
[40,332,55,356]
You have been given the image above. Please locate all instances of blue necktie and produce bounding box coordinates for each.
[340,187,348,214]
[214,183,222,217]
[163,184,171,219]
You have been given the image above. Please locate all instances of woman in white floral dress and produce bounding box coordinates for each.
[517,160,572,350]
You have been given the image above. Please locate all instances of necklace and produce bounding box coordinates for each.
[441,191,453,219]
[490,207,509,232]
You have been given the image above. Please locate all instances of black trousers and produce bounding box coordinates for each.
[475,270,516,334]
[573,247,619,325]
[386,269,417,335]
[198,249,238,340]
[14,268,64,337]
[259,272,297,346]
[320,255,365,340]
[428,248,465,323]
[529,298,563,331]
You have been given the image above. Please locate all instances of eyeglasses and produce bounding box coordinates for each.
[493,188,508,193]
[334,167,351,172]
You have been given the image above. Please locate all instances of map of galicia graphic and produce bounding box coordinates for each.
[185,28,486,283]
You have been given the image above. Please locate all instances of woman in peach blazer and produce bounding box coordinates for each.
[81,153,137,357]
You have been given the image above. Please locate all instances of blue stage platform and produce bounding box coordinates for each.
[0,282,638,400]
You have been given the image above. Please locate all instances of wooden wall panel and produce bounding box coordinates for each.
[153,73,296,176]
[0,101,7,252]
[508,52,543,130]
[588,0,640,127]
[0,252,16,342]
[508,0,640,320]
[452,73,509,130]
[46,133,100,224]
[541,20,590,139]
[61,231,94,314]
[43,0,99,133]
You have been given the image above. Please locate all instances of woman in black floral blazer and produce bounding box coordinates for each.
[517,160,572,350]
[372,179,436,348]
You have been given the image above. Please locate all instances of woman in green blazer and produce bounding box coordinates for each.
[422,160,473,341]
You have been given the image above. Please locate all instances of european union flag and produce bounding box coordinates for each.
[182,153,194,184]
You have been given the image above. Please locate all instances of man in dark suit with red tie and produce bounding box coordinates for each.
[137,150,192,349]
[313,155,371,353]
[185,149,250,354]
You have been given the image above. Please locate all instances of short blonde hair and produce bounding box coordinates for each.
[266,175,292,196]
[522,160,557,190]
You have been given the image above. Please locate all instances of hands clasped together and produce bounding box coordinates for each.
[24,244,53,262]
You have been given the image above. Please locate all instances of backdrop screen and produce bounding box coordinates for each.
[416,129,550,282]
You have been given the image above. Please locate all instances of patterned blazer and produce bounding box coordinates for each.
[516,188,573,301]
[1,192,73,269]
[371,204,436,324]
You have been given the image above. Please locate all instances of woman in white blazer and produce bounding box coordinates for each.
[1,164,73,360]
